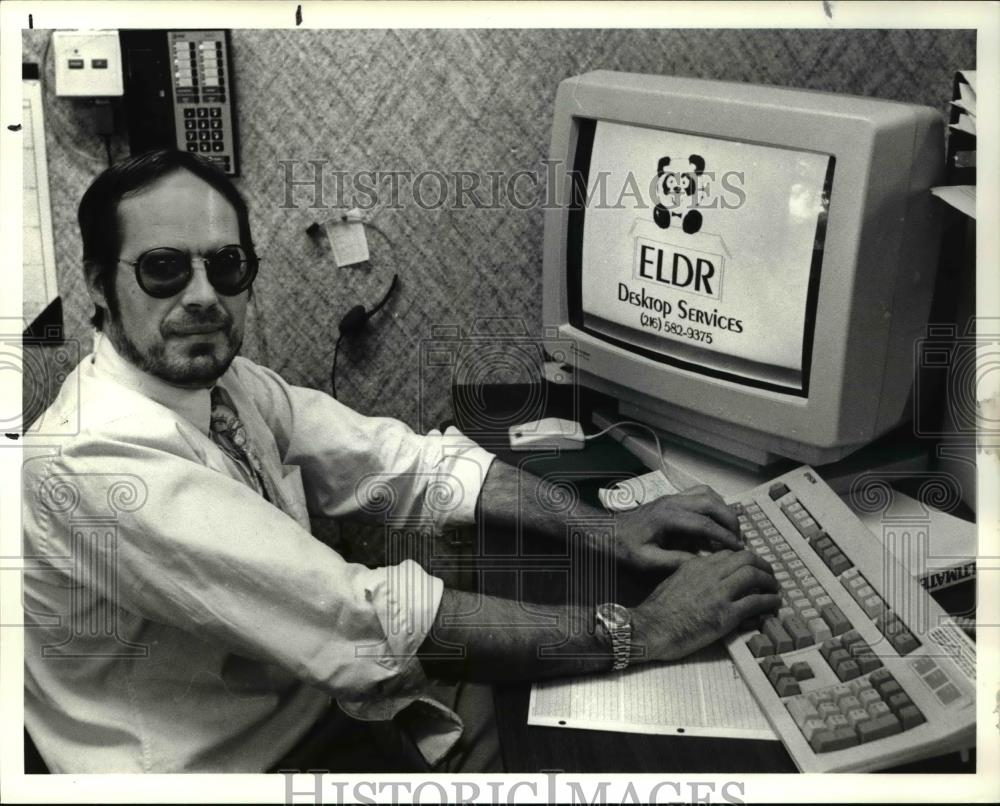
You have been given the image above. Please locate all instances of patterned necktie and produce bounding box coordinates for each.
[209,386,280,504]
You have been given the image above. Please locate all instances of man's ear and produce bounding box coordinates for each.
[83,260,109,309]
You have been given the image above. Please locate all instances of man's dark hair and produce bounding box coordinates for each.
[78,149,254,330]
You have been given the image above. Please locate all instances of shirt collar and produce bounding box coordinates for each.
[90,332,214,435]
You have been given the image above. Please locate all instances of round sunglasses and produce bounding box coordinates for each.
[117,244,259,299]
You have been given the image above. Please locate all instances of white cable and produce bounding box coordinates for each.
[584,419,669,483]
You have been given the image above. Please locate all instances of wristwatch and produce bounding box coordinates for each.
[595,602,632,671]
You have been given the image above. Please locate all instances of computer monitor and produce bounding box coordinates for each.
[542,71,945,467]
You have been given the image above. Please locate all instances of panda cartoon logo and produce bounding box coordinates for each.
[653,154,705,235]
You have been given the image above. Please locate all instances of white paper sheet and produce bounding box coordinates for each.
[528,643,776,740]
[324,207,370,267]
[931,185,976,219]
[598,468,682,511]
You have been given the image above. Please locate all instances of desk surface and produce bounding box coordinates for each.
[457,384,977,774]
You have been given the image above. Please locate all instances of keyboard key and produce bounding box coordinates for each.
[790,661,814,680]
[801,716,828,742]
[841,630,863,649]
[831,686,854,708]
[835,659,861,681]
[885,692,912,715]
[769,482,790,500]
[826,713,849,730]
[897,704,926,730]
[747,633,775,657]
[810,726,856,753]
[861,595,884,618]
[936,683,961,705]
[867,701,891,719]
[767,664,792,686]
[857,713,902,743]
[782,615,814,648]
[854,651,883,674]
[759,656,785,674]
[846,708,870,729]
[859,689,881,707]
[877,681,903,701]
[762,617,794,653]
[827,648,850,668]
[818,701,840,719]
[923,668,947,688]
[869,668,892,685]
[808,618,832,642]
[814,534,834,552]
[820,638,842,660]
[775,677,801,697]
[814,595,834,610]
[891,631,921,655]
[787,698,820,727]
[839,695,861,712]
[827,552,852,576]
[845,576,866,594]
[821,604,851,635]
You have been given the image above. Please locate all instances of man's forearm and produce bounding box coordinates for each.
[478,459,609,547]
[418,587,631,682]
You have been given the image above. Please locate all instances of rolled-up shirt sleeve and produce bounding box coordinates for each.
[234,361,496,530]
[24,437,444,710]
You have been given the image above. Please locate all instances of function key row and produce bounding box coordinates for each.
[841,568,921,655]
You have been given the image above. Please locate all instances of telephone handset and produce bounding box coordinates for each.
[120,29,239,176]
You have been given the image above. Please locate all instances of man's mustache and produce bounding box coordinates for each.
[163,309,233,335]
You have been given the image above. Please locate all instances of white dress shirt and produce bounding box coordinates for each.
[21,335,495,772]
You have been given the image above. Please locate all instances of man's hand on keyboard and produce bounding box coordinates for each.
[614,484,744,576]
[631,549,781,662]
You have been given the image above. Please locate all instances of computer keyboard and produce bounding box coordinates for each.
[725,465,976,772]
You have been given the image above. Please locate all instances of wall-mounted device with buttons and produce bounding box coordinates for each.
[119,29,239,175]
[52,30,124,97]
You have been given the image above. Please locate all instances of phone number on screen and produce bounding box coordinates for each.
[639,312,714,344]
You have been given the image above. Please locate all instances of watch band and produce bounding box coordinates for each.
[608,624,632,671]
[596,603,632,671]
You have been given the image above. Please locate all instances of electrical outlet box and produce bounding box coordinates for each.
[53,30,124,97]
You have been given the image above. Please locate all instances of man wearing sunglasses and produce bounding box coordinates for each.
[22,150,777,774]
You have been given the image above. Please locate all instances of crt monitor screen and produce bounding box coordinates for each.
[569,118,835,395]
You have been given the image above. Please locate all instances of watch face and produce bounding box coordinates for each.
[597,603,629,629]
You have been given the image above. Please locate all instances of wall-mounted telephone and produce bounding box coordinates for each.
[119,29,239,175]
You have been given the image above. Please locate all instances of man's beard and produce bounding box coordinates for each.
[103,309,243,387]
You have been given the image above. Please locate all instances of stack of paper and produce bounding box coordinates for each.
[932,70,976,219]
[949,70,976,136]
